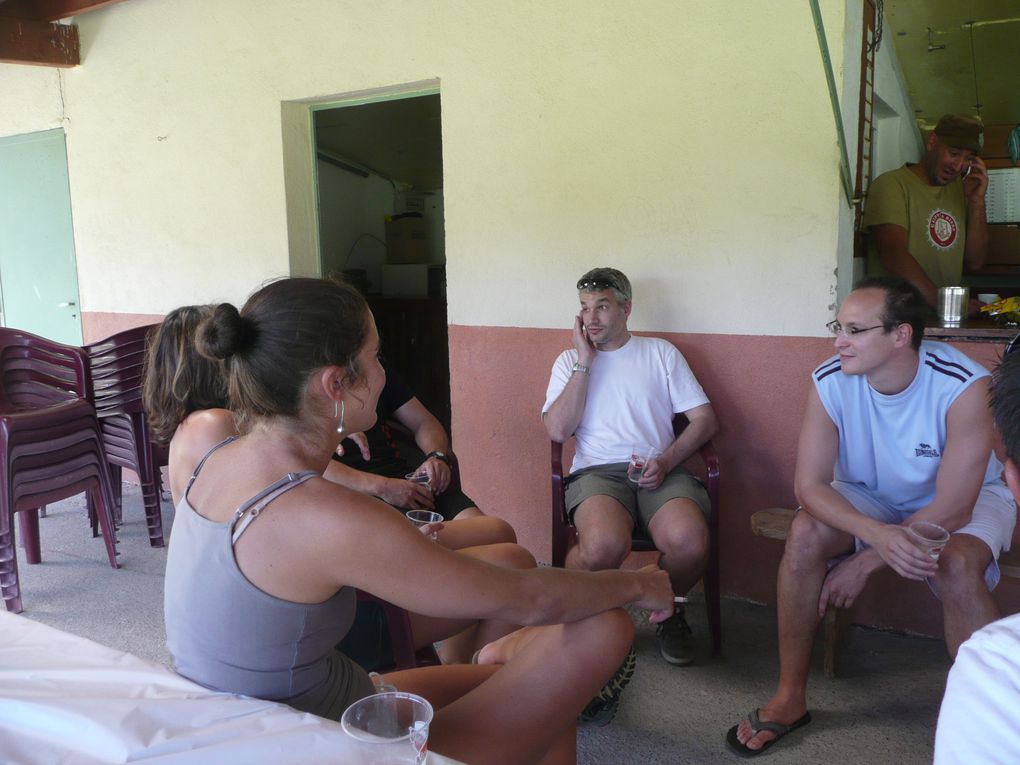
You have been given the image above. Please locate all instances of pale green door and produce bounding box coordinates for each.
[0,129,82,345]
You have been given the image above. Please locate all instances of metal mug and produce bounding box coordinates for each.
[937,287,968,324]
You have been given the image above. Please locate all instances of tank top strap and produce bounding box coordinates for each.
[230,471,319,545]
[186,436,240,494]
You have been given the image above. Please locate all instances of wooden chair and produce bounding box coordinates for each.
[551,414,722,656]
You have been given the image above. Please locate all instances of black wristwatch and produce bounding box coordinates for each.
[425,450,450,465]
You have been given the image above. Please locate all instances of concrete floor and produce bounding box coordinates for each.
[10,487,948,764]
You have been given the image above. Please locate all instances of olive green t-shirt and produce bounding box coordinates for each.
[863,165,969,287]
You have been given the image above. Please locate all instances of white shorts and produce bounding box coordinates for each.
[832,480,1017,591]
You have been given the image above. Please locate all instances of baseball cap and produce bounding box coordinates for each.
[933,114,984,152]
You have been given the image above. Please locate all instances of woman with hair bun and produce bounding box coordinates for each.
[162,277,673,765]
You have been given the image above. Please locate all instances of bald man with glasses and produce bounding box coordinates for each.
[727,275,1015,757]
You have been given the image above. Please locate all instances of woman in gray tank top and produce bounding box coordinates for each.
[161,277,675,765]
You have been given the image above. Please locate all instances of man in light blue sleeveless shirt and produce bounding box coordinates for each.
[727,277,1015,757]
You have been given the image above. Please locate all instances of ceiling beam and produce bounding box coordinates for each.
[0,15,79,66]
[0,0,126,22]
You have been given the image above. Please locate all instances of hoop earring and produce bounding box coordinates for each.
[335,399,346,436]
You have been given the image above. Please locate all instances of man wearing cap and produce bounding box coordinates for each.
[863,113,989,309]
[542,267,718,667]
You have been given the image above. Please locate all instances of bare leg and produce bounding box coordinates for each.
[646,499,708,594]
[387,608,633,765]
[436,514,518,549]
[735,512,853,752]
[411,542,537,664]
[935,533,998,658]
[565,496,633,571]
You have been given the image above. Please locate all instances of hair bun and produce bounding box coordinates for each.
[196,303,256,360]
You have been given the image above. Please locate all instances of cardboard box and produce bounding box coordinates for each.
[385,216,428,264]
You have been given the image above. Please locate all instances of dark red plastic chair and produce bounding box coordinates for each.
[83,324,165,547]
[0,327,119,613]
[551,413,722,656]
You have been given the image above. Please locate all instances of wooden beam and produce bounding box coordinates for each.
[0,0,126,22]
[0,16,79,66]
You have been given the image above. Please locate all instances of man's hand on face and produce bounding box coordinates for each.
[573,313,597,366]
[963,155,988,205]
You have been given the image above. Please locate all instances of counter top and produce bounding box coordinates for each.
[924,317,1018,343]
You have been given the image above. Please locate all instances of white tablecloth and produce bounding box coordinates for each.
[0,611,464,764]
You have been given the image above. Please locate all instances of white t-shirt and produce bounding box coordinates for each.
[813,340,1004,512]
[935,612,1020,764]
[542,335,709,473]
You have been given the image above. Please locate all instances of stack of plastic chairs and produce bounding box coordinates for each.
[0,327,119,613]
[83,324,165,547]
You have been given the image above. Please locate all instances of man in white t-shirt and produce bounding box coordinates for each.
[542,267,718,667]
[727,276,1015,757]
[935,344,1020,764]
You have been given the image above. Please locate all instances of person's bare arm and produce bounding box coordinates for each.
[906,378,994,531]
[870,223,940,307]
[963,156,989,271]
[394,396,452,493]
[638,403,718,489]
[323,459,435,510]
[543,315,596,442]
[305,484,677,626]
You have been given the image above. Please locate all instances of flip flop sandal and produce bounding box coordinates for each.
[725,708,812,758]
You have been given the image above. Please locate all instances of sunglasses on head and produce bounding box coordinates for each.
[577,279,617,291]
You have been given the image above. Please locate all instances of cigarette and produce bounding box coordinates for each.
[674,596,689,603]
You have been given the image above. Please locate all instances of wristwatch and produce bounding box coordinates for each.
[571,362,591,376]
[425,450,450,465]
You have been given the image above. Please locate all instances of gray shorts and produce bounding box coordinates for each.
[564,462,710,534]
[832,480,1017,591]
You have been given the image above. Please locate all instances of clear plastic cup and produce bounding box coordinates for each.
[341,691,433,764]
[907,521,950,561]
[405,471,432,488]
[405,509,443,528]
[627,444,658,484]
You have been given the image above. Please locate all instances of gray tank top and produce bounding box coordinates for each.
[164,437,373,711]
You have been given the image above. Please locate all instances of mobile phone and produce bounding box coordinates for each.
[963,164,973,179]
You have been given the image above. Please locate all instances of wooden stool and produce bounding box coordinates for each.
[750,507,849,678]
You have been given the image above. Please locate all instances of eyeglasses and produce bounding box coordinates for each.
[826,320,886,338]
[577,279,618,291]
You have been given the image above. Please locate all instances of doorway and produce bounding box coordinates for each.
[281,84,450,428]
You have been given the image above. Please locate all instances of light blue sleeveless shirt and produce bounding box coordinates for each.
[164,438,373,713]
[813,340,1005,513]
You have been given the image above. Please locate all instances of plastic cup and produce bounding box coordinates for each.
[405,509,443,528]
[627,444,658,484]
[341,691,433,764]
[907,521,950,561]
[405,471,431,487]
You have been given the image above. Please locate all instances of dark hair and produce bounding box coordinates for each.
[143,305,231,444]
[577,267,632,305]
[852,276,927,351]
[196,277,369,429]
[992,343,1020,465]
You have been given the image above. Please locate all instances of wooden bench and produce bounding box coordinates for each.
[750,507,1020,678]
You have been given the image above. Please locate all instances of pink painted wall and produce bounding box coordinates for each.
[449,326,1019,638]
[82,311,164,344]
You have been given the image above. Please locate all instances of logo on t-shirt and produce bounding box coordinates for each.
[926,209,958,250]
[915,442,940,458]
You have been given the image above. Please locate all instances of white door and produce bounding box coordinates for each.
[0,128,83,345]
